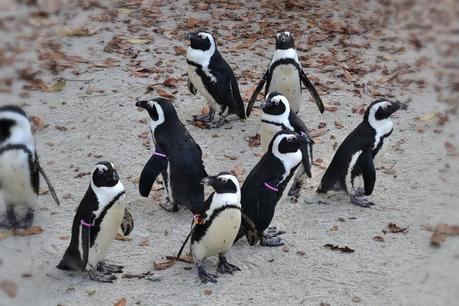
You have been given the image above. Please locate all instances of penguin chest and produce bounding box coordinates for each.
[0,150,36,206]
[260,122,282,153]
[88,200,125,267]
[192,208,241,261]
[269,65,302,112]
[187,65,218,109]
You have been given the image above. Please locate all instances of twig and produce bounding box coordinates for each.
[62,78,94,82]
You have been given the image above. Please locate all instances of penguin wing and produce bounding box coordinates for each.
[120,207,134,236]
[300,70,324,113]
[34,154,60,206]
[241,213,259,246]
[356,149,376,196]
[187,78,197,95]
[255,177,282,232]
[246,70,268,117]
[80,212,95,272]
[289,113,313,178]
[139,151,168,197]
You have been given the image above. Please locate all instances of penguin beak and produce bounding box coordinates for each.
[388,101,408,115]
[201,176,218,187]
[395,101,408,111]
[136,100,148,109]
[186,32,196,40]
[260,100,272,109]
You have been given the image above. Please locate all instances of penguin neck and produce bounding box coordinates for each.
[262,111,293,130]
[90,180,125,219]
[366,116,393,150]
[206,191,241,220]
[2,125,35,154]
[272,147,302,184]
[186,45,216,68]
[271,48,299,65]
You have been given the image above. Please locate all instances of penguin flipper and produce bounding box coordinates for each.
[241,213,259,246]
[35,157,60,206]
[139,152,168,197]
[256,178,281,233]
[300,70,324,113]
[187,78,197,95]
[81,216,93,272]
[57,248,83,271]
[299,138,313,178]
[357,149,376,196]
[120,207,134,236]
[246,71,268,117]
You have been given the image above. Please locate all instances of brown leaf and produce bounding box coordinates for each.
[174,46,186,56]
[163,78,178,87]
[93,58,120,68]
[373,235,384,242]
[75,172,91,178]
[59,26,94,37]
[133,68,154,78]
[115,233,132,241]
[282,245,289,252]
[153,259,176,271]
[386,223,408,234]
[186,17,201,28]
[166,254,194,263]
[59,235,69,240]
[157,88,174,99]
[204,288,212,295]
[113,298,127,306]
[352,296,362,303]
[376,73,398,84]
[139,237,149,246]
[246,133,261,147]
[230,165,245,178]
[325,106,338,112]
[334,121,344,129]
[296,250,306,256]
[224,154,238,160]
[13,226,43,236]
[324,244,354,253]
[309,128,328,138]
[30,116,45,131]
[138,131,149,138]
[329,225,338,232]
[0,280,17,298]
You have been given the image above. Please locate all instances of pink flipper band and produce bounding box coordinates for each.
[194,214,204,224]
[152,151,167,159]
[264,182,279,192]
[80,220,92,227]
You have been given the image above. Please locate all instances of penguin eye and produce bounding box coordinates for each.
[274,100,279,105]
[98,169,104,174]
[287,137,293,142]
[220,178,228,183]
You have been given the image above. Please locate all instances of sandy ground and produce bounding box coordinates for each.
[1,0,458,305]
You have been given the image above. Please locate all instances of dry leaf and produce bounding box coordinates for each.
[163,78,178,87]
[309,128,328,138]
[75,172,91,178]
[127,38,150,44]
[324,244,354,253]
[139,237,149,246]
[329,225,338,232]
[385,223,408,234]
[166,254,194,263]
[115,233,132,241]
[174,46,186,56]
[59,235,70,240]
[30,116,45,131]
[113,298,127,306]
[204,288,212,295]
[60,26,94,37]
[48,79,66,92]
[153,259,176,271]
[352,296,362,303]
[13,226,43,236]
[0,280,17,298]
[0,231,12,240]
[157,88,174,99]
[373,235,384,242]
[282,245,289,252]
[246,133,261,147]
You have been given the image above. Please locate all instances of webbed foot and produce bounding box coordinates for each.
[197,264,217,283]
[217,254,240,275]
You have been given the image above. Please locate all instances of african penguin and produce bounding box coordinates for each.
[236,130,306,246]
[190,172,257,283]
[259,92,314,202]
[0,105,59,229]
[57,162,132,283]
[186,31,246,128]
[246,31,324,116]
[317,99,407,207]
[135,97,207,213]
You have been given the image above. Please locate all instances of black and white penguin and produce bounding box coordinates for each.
[0,105,59,229]
[57,162,133,282]
[190,172,257,283]
[186,31,246,128]
[317,99,407,207]
[258,92,314,201]
[246,31,324,116]
[135,98,207,213]
[237,130,306,246]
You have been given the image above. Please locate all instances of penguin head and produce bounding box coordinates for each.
[201,172,240,195]
[269,129,306,155]
[135,97,178,125]
[92,161,119,188]
[187,31,216,52]
[276,31,295,50]
[0,105,31,144]
[261,92,290,117]
[364,99,408,123]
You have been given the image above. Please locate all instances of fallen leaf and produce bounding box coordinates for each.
[127,38,150,44]
[325,106,338,112]
[13,226,43,236]
[282,245,289,252]
[324,244,354,253]
[418,112,438,121]
[309,128,328,138]
[352,296,362,303]
[113,297,127,306]
[246,133,260,147]
[30,116,45,131]
[296,250,305,256]
[166,254,194,263]
[115,233,132,241]
[139,237,149,246]
[334,121,344,129]
[385,223,408,234]
[59,26,94,37]
[373,235,384,242]
[157,88,174,99]
[59,235,70,240]
[186,17,201,28]
[376,73,398,84]
[224,154,238,160]
[174,46,186,56]
[329,225,338,232]
[0,280,17,298]
[122,271,153,279]
[153,259,175,271]
[430,224,459,247]
[163,78,178,87]
[204,288,212,295]
[87,289,96,296]
[75,172,91,178]
[0,231,12,240]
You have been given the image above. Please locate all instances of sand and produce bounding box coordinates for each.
[0,0,458,305]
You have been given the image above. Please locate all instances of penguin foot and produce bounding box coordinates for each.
[197,264,217,283]
[217,254,240,275]
[260,235,284,247]
[159,201,179,212]
[98,262,123,274]
[14,209,34,229]
[354,187,365,197]
[350,195,375,208]
[193,109,215,123]
[204,117,226,129]
[88,269,117,283]
[266,227,285,237]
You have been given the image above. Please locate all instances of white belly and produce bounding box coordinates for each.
[0,150,36,207]
[192,208,241,262]
[345,150,363,193]
[260,122,282,153]
[269,65,302,113]
[87,200,125,268]
[187,66,218,110]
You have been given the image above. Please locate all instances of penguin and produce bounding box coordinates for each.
[135,97,207,213]
[258,92,314,201]
[237,130,307,246]
[246,31,324,116]
[190,172,258,283]
[317,99,407,207]
[186,31,246,128]
[57,162,133,283]
[0,105,59,229]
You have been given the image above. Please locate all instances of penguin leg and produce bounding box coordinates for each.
[350,194,375,208]
[193,108,215,123]
[0,206,17,229]
[97,261,124,274]
[354,187,365,197]
[159,198,179,212]
[88,268,117,283]
[197,262,218,283]
[204,116,227,129]
[14,208,34,229]
[217,254,241,275]
[260,232,285,247]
